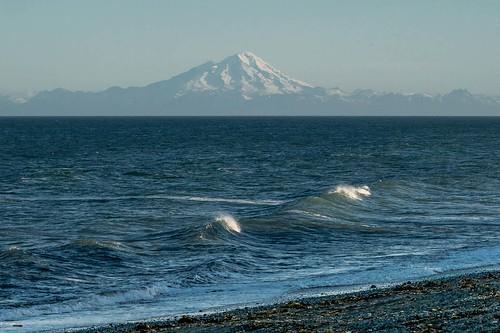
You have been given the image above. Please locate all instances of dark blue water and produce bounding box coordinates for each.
[1,117,500,332]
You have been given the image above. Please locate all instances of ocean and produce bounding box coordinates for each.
[1,117,500,332]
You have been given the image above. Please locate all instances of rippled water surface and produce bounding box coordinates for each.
[1,117,500,331]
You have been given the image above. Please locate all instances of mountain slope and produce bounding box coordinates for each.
[172,52,314,99]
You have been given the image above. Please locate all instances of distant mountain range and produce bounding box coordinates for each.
[2,51,499,116]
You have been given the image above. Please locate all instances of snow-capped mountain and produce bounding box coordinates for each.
[173,52,314,100]
[2,51,499,116]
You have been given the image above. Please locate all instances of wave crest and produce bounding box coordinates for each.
[215,213,241,233]
[329,185,371,201]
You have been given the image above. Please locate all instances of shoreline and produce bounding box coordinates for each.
[74,270,500,333]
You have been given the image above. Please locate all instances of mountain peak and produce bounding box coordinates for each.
[234,51,265,66]
[236,50,258,59]
[175,52,314,100]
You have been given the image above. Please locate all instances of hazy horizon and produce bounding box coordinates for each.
[1,0,500,96]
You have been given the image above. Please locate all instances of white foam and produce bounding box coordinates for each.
[166,195,284,206]
[215,213,241,233]
[329,185,371,201]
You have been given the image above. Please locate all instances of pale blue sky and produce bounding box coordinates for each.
[1,0,499,95]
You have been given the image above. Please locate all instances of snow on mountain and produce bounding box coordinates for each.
[174,51,315,100]
[326,87,349,97]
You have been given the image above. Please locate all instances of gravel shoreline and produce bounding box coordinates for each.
[74,270,500,333]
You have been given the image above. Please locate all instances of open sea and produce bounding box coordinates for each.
[1,117,500,332]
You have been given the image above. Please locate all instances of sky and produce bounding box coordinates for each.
[1,0,499,96]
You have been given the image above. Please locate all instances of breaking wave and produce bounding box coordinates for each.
[215,213,241,233]
[328,185,371,201]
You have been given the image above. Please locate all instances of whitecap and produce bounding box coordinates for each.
[329,185,371,201]
[215,213,241,233]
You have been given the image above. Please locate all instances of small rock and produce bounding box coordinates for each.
[283,301,307,309]
[178,315,197,324]
[135,323,150,330]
